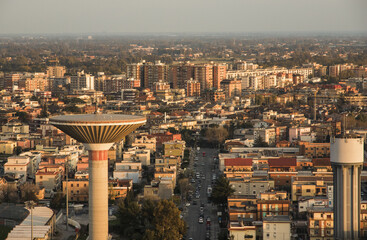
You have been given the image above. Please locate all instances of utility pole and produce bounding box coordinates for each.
[314,89,317,122]
[25,200,36,240]
[65,160,69,231]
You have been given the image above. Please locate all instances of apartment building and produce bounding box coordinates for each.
[307,207,334,240]
[298,142,330,158]
[263,215,291,240]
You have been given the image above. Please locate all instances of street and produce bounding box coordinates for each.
[183,148,220,240]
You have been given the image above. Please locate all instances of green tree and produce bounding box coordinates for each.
[255,95,264,105]
[50,191,64,210]
[211,175,235,206]
[117,199,142,238]
[253,135,269,147]
[38,104,49,118]
[143,200,186,240]
[15,111,31,123]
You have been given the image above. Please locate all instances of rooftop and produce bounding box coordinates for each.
[49,113,146,125]
[263,215,291,222]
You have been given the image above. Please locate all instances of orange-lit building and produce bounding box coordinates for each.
[213,64,227,89]
[186,79,200,97]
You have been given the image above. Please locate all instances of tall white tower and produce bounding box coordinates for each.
[331,135,363,239]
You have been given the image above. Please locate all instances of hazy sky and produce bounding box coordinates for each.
[1,0,366,34]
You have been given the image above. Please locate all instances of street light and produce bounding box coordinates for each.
[25,200,36,240]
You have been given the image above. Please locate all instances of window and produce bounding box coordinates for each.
[84,184,87,187]
[40,176,43,179]
[71,184,74,187]
[306,189,311,192]
[77,184,79,187]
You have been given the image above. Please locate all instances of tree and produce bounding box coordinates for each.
[255,95,264,105]
[38,104,49,118]
[50,191,64,210]
[15,111,31,123]
[178,178,192,202]
[205,126,229,147]
[19,183,39,202]
[211,175,235,206]
[253,135,269,147]
[117,198,142,238]
[143,200,186,240]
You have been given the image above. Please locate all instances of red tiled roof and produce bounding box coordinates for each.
[312,158,331,167]
[268,158,296,167]
[225,158,253,167]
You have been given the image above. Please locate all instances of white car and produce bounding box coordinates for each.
[186,202,191,207]
[198,217,204,224]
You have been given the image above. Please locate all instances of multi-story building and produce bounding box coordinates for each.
[143,61,169,89]
[4,156,31,183]
[126,62,143,86]
[257,198,290,220]
[46,66,66,78]
[163,140,185,157]
[221,79,241,98]
[103,75,125,93]
[229,177,274,196]
[4,73,23,91]
[186,79,200,97]
[122,78,141,89]
[307,207,334,240]
[291,176,333,202]
[18,73,49,91]
[169,62,194,89]
[113,161,142,183]
[132,134,157,152]
[263,215,291,240]
[153,80,170,91]
[298,142,330,158]
[70,70,94,90]
[194,64,213,91]
[213,64,227,89]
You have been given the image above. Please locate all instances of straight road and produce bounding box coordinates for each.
[183,148,221,240]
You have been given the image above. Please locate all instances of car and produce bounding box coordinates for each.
[196,194,200,199]
[201,203,205,207]
[202,176,206,180]
[193,200,197,205]
[185,202,191,207]
[191,179,195,183]
[201,163,205,166]
[200,206,204,211]
[198,217,204,224]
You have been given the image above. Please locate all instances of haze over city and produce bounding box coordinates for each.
[0,0,367,34]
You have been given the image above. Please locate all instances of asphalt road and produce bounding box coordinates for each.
[183,148,221,240]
